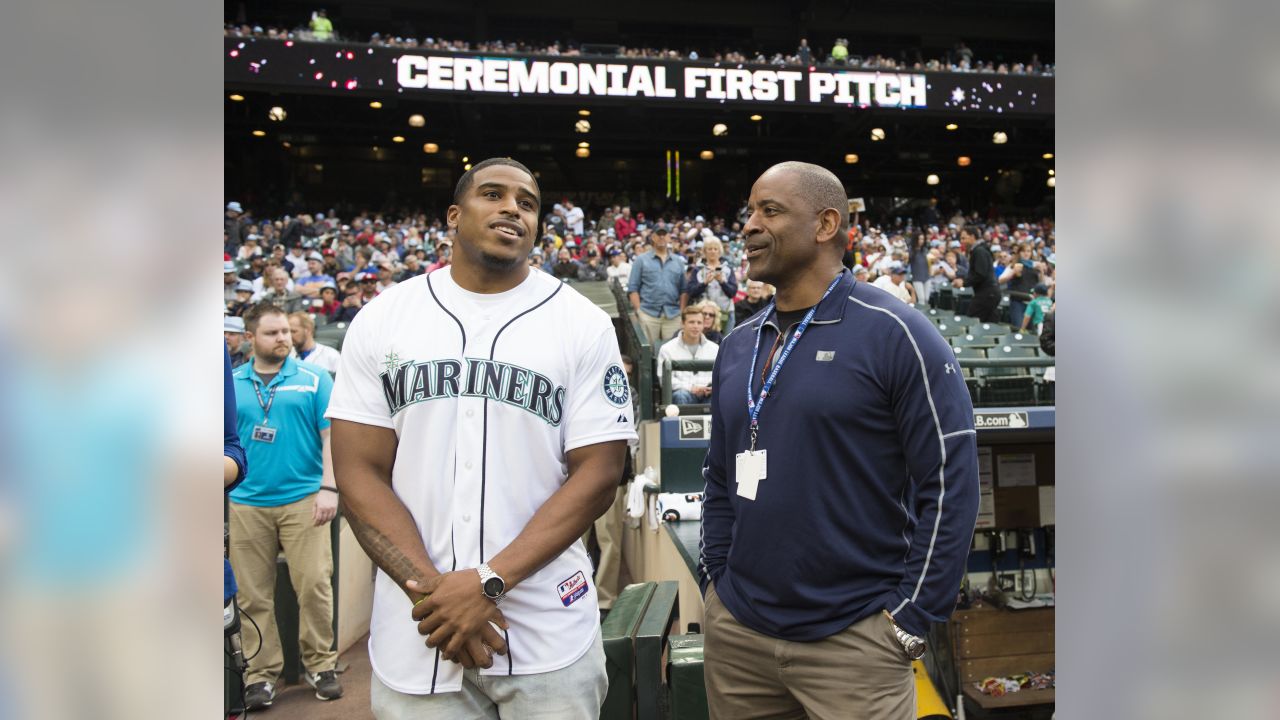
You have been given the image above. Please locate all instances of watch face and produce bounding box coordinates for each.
[483,577,505,598]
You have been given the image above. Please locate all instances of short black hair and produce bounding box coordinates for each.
[453,157,541,209]
[767,161,849,240]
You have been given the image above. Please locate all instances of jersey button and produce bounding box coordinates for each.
[465,461,474,470]
[462,514,472,523]
[466,409,475,417]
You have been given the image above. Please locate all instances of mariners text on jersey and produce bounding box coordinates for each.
[380,357,567,425]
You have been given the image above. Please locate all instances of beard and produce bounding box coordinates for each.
[477,248,524,272]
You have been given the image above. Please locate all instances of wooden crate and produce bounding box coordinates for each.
[950,604,1055,711]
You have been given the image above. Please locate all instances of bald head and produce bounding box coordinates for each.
[763,162,850,238]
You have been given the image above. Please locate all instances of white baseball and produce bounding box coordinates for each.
[665,404,679,417]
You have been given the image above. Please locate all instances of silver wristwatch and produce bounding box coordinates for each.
[890,618,927,660]
[477,563,506,602]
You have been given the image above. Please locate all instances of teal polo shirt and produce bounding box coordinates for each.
[230,355,334,507]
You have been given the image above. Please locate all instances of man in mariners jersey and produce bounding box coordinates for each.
[327,157,636,719]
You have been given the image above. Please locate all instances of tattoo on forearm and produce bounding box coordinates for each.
[341,502,428,594]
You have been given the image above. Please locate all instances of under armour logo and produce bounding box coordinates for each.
[944,363,956,374]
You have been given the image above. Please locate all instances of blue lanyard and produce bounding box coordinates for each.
[745,271,844,450]
[252,379,278,425]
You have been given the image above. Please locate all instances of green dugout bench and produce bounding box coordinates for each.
[600,580,707,720]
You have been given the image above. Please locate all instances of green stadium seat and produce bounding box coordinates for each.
[997,331,1039,347]
[989,344,1039,359]
[953,333,997,349]
[966,321,1006,337]
[934,322,966,337]
[601,582,657,720]
[314,321,348,351]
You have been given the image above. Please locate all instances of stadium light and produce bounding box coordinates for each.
[992,131,1009,144]
[870,128,885,141]
[251,130,266,137]
[268,106,286,122]
[575,119,591,133]
[926,174,940,185]
[229,94,245,102]
[422,143,439,153]
[712,123,728,136]
[575,147,590,158]
[462,156,469,162]
[844,153,859,164]
[464,163,472,170]
[749,114,763,121]
[392,136,405,143]
[1042,152,1054,159]
[369,101,383,109]
[578,141,590,148]
[945,123,958,131]
[1048,169,1055,176]
[957,156,972,167]
[700,150,714,160]
[408,114,425,127]
[578,109,591,117]
[1047,177,1056,188]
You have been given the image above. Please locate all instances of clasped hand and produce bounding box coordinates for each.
[406,572,510,669]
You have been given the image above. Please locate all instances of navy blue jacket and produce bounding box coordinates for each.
[699,270,979,639]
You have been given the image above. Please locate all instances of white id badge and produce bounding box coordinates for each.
[252,425,277,443]
[735,449,767,501]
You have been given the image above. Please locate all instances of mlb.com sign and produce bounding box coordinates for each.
[974,412,1030,429]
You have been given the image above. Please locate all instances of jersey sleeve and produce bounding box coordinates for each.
[324,308,395,429]
[563,313,638,453]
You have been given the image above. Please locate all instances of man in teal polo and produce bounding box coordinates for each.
[229,302,342,710]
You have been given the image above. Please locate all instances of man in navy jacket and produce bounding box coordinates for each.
[699,162,979,719]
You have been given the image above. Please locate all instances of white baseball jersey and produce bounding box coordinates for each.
[325,266,637,694]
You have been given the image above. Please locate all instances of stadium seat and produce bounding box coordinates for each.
[953,333,997,349]
[975,344,1038,404]
[934,322,966,337]
[997,331,1039,347]
[966,322,1006,337]
[314,322,348,351]
[989,344,1039,359]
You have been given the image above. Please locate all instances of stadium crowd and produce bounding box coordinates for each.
[224,20,1053,77]
[223,197,1056,370]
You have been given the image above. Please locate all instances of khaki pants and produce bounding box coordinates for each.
[638,311,682,348]
[703,584,914,720]
[589,486,628,609]
[229,494,337,685]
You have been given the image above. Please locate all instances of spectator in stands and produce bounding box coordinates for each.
[295,252,335,298]
[1019,284,1053,333]
[1040,311,1055,356]
[227,279,255,318]
[830,38,849,65]
[872,262,917,304]
[376,264,398,293]
[426,243,451,272]
[285,245,309,278]
[225,260,243,304]
[734,280,770,321]
[356,270,380,302]
[657,306,717,405]
[237,234,263,262]
[1004,243,1041,327]
[226,201,249,256]
[698,302,725,344]
[577,246,609,281]
[289,311,342,375]
[797,38,812,65]
[605,247,631,283]
[334,284,363,322]
[909,232,932,304]
[956,226,1000,322]
[316,284,341,321]
[551,247,580,280]
[309,9,334,41]
[685,237,738,334]
[614,206,637,240]
[259,267,306,314]
[628,226,687,346]
[561,198,585,237]
[225,316,249,367]
[397,253,425,281]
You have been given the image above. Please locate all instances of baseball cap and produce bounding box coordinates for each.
[890,262,908,274]
[606,248,622,257]
[235,279,254,292]
[695,215,705,223]
[949,240,962,248]
[653,226,669,236]
[358,271,379,282]
[307,251,324,262]
[852,265,869,276]
[1033,284,1049,295]
[226,201,243,213]
[224,260,238,273]
[319,282,338,293]
[224,316,245,333]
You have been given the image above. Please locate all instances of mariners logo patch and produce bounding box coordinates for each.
[602,364,630,407]
[557,571,589,607]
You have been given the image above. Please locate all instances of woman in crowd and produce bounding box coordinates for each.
[685,237,738,334]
